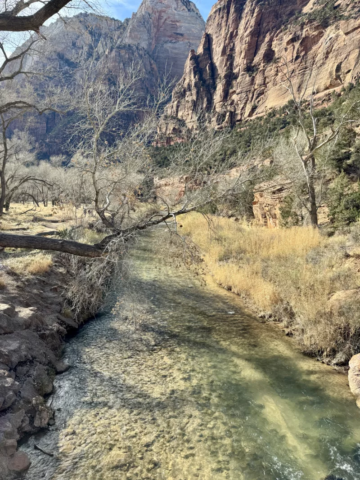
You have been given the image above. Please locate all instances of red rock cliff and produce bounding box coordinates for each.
[158,0,360,138]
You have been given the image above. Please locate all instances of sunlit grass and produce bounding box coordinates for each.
[181,212,360,356]
[5,252,53,276]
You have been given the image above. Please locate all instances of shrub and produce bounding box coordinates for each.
[279,195,302,227]
[5,253,53,275]
[328,173,360,227]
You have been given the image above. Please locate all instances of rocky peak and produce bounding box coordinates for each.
[123,0,205,78]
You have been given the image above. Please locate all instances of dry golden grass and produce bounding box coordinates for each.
[79,229,106,245]
[0,203,80,237]
[181,213,360,357]
[6,253,53,276]
[182,214,323,258]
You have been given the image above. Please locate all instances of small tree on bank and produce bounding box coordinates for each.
[279,61,360,227]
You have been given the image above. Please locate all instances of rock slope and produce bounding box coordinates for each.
[158,0,360,139]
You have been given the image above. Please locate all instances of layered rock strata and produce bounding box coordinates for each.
[158,0,360,139]
[8,0,205,156]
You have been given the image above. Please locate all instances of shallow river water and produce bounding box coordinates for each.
[22,233,360,480]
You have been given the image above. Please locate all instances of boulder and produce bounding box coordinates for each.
[2,439,17,456]
[19,378,38,404]
[0,313,17,335]
[348,354,360,407]
[0,331,58,369]
[328,289,360,315]
[32,397,52,428]
[16,306,42,329]
[0,304,16,317]
[33,364,54,395]
[7,451,31,473]
[0,376,20,412]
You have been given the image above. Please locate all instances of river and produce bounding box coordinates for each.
[21,233,360,480]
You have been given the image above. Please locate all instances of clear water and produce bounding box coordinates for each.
[22,234,360,480]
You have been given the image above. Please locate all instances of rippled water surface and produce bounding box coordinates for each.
[22,233,360,480]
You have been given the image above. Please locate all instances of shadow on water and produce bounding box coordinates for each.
[21,233,360,480]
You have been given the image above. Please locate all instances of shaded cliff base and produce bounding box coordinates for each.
[181,213,360,368]
[0,205,111,478]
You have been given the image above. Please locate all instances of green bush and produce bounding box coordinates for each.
[279,195,302,227]
[328,173,360,227]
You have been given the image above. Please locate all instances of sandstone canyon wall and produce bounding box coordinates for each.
[8,0,205,157]
[123,0,205,78]
[158,0,360,139]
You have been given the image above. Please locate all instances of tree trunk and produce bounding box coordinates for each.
[5,193,13,212]
[0,233,103,257]
[308,156,318,228]
[0,171,6,216]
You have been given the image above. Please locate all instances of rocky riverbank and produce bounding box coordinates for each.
[0,258,87,477]
[0,203,111,478]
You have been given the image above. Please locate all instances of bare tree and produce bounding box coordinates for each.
[0,64,265,257]
[279,61,358,227]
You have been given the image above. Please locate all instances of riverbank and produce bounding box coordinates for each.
[181,213,360,365]
[20,231,360,480]
[0,205,110,477]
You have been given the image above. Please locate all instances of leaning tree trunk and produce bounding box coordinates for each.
[0,233,104,257]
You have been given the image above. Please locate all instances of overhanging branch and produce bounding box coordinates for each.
[0,0,72,32]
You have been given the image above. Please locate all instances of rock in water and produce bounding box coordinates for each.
[349,354,360,407]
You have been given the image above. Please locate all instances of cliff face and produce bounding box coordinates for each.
[158,0,360,139]
[8,0,205,157]
[123,0,205,78]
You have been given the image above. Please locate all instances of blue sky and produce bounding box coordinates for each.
[106,0,213,21]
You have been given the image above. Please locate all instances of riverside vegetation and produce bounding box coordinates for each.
[149,81,360,366]
[180,213,360,364]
